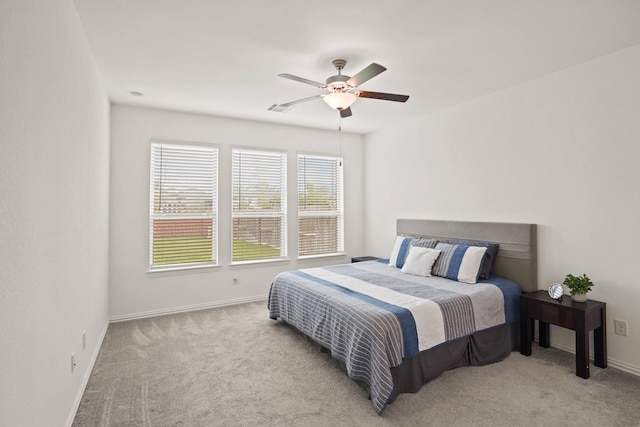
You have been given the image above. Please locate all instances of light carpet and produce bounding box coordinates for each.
[73,301,640,426]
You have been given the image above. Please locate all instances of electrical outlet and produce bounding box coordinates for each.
[82,331,86,350]
[614,319,629,337]
[71,352,76,373]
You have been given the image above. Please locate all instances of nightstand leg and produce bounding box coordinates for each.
[539,321,550,348]
[594,306,607,369]
[520,298,532,356]
[575,310,589,379]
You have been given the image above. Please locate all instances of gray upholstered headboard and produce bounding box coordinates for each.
[397,219,538,293]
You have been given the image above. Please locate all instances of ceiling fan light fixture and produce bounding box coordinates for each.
[323,92,357,110]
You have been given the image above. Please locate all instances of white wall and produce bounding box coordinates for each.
[109,105,364,319]
[0,1,110,426]
[364,45,640,374]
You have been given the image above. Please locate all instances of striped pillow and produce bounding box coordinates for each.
[410,237,438,249]
[432,243,487,284]
[448,239,499,279]
[389,236,413,268]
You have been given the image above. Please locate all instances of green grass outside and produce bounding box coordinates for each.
[153,236,213,265]
[153,237,280,265]
[233,240,280,261]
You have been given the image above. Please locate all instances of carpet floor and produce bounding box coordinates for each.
[73,301,640,426]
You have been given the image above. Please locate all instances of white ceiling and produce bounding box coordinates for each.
[74,0,640,135]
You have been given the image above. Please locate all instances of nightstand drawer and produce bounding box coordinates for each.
[538,304,574,329]
[351,256,380,263]
[528,302,575,329]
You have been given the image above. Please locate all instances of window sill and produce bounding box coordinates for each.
[229,258,291,269]
[147,264,221,277]
[297,253,347,263]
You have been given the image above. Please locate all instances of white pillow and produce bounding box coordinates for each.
[401,246,441,277]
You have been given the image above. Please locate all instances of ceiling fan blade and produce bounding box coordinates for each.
[340,107,352,118]
[357,91,409,103]
[268,95,323,112]
[346,63,386,87]
[278,73,326,88]
[280,94,323,107]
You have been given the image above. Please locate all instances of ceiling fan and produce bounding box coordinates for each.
[268,59,409,118]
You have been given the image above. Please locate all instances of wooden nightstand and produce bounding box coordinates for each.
[520,290,607,379]
[351,256,381,263]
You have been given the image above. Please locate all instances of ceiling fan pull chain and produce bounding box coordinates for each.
[338,117,343,166]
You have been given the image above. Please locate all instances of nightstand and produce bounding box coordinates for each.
[351,256,381,263]
[520,290,607,379]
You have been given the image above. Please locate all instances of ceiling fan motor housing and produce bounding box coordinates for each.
[326,74,351,92]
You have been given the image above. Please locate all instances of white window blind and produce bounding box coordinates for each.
[232,148,287,262]
[149,142,218,269]
[298,154,344,257]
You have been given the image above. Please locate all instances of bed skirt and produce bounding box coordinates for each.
[388,322,519,403]
[283,321,518,407]
[284,322,520,404]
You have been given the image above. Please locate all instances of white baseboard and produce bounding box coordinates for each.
[109,295,268,323]
[547,339,640,377]
[65,319,109,427]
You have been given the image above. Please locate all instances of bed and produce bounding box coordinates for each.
[268,219,537,413]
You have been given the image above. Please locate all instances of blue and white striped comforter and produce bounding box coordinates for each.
[267,260,521,413]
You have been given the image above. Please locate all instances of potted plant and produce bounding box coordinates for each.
[563,273,594,302]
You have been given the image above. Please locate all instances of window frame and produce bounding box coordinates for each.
[297,152,345,259]
[148,139,219,273]
[231,146,288,265]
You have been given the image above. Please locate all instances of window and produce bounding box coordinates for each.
[149,142,218,269]
[298,154,344,257]
[232,148,287,262]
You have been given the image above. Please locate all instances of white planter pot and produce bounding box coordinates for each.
[571,293,587,302]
